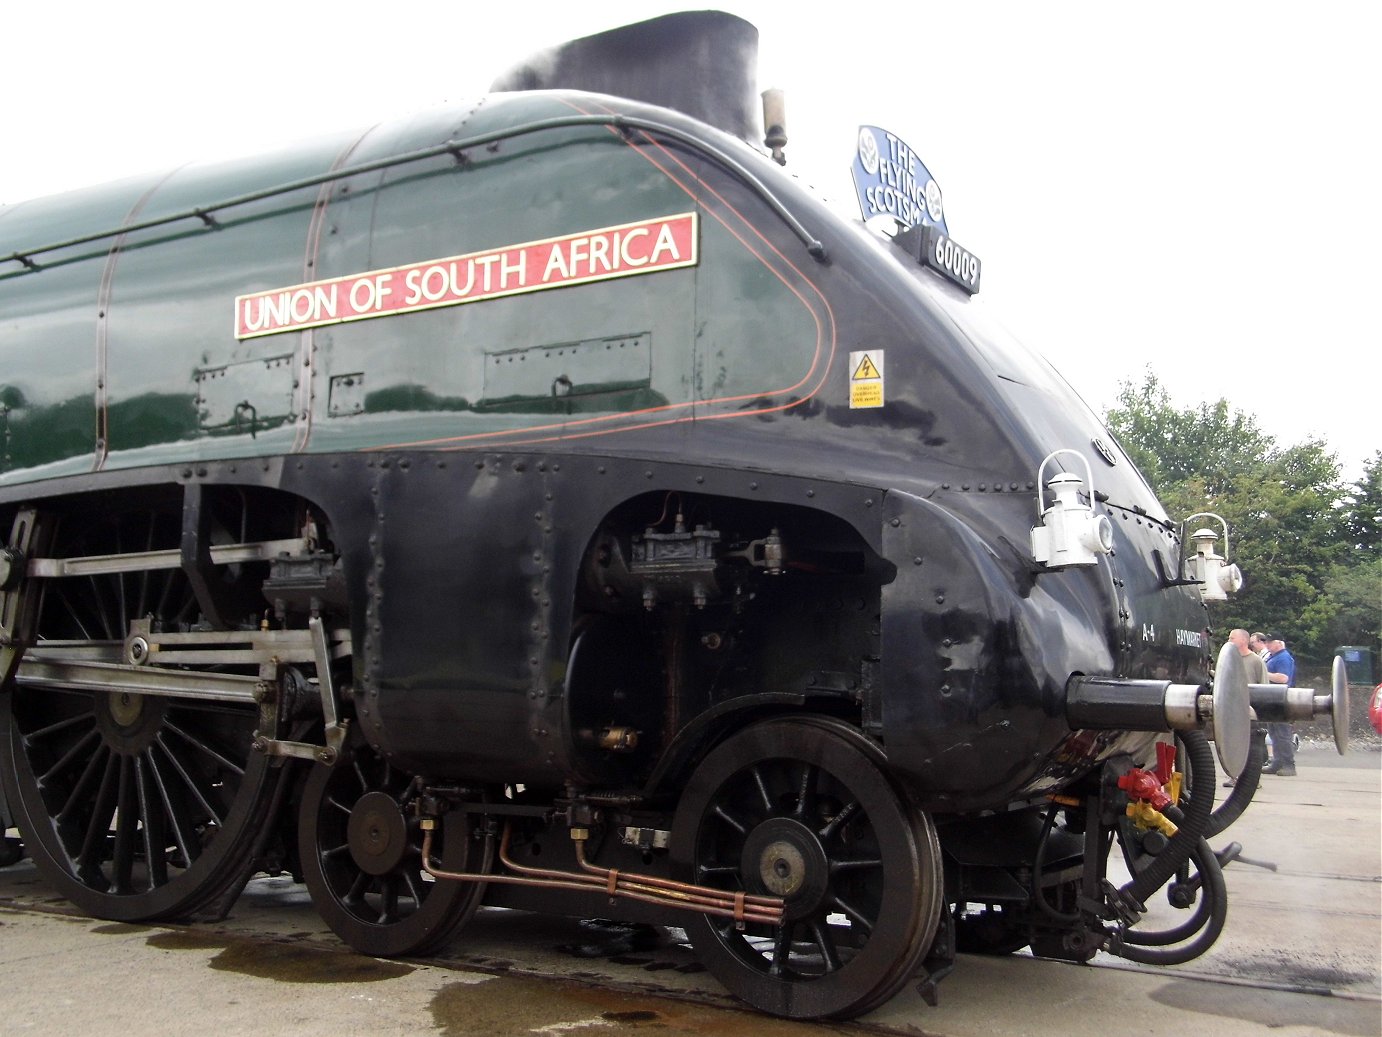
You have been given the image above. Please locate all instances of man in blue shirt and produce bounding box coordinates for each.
[1264,635,1298,776]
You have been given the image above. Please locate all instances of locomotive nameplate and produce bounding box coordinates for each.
[234,213,698,340]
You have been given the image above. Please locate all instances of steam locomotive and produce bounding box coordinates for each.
[0,12,1348,1020]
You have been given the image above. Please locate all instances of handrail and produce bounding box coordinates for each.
[3,113,826,273]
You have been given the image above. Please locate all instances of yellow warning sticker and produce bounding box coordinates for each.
[849,350,884,409]
[852,354,881,381]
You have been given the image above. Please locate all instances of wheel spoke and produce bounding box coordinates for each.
[712,803,752,836]
[769,924,794,976]
[37,727,101,789]
[52,586,96,641]
[78,753,120,880]
[153,568,176,621]
[792,763,818,821]
[400,866,425,907]
[818,799,860,843]
[86,575,117,640]
[831,893,874,935]
[111,758,138,894]
[143,749,198,873]
[22,711,91,746]
[696,862,740,879]
[113,553,128,635]
[829,854,883,874]
[809,919,841,972]
[162,718,245,776]
[377,876,399,924]
[342,871,371,906]
[135,515,157,620]
[57,743,111,824]
[134,754,168,889]
[154,734,224,827]
[321,842,353,860]
[750,764,775,814]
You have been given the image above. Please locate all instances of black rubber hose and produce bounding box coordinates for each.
[1114,805,1209,947]
[1204,727,1267,838]
[1032,804,1081,924]
[1116,837,1227,963]
[1122,729,1215,908]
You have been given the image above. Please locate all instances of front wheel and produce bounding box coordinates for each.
[670,719,942,1019]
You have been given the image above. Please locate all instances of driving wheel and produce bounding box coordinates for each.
[0,510,275,921]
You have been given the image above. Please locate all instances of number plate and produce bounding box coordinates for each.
[894,225,982,295]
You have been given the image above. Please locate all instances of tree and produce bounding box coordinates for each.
[1104,370,1360,662]
[1343,451,1382,558]
[1104,368,1272,500]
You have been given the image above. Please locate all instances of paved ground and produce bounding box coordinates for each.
[2,745,1378,1036]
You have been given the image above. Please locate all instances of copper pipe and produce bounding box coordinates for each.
[419,823,784,926]
[571,837,781,909]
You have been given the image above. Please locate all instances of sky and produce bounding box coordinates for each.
[4,2,1378,480]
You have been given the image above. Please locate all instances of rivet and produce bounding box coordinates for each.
[890,518,901,527]
[935,594,945,604]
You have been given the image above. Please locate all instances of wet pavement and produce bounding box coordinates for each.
[1,745,1378,1036]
